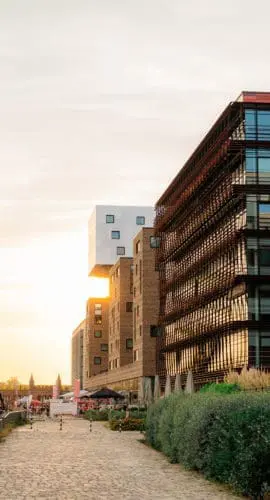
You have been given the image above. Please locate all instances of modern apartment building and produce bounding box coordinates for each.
[155,91,270,386]
[71,319,85,388]
[133,228,160,377]
[83,227,160,391]
[88,205,154,276]
[108,257,134,370]
[83,297,109,386]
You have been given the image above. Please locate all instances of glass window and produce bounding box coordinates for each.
[94,357,101,365]
[94,304,102,313]
[106,214,115,223]
[246,200,257,229]
[101,344,108,352]
[126,302,133,312]
[116,246,125,256]
[259,203,270,230]
[259,285,270,320]
[258,157,270,184]
[94,330,102,338]
[257,111,270,141]
[150,236,161,248]
[126,338,133,349]
[95,316,102,325]
[245,110,256,140]
[135,240,141,254]
[246,149,257,184]
[112,230,120,239]
[150,325,162,337]
[136,216,145,225]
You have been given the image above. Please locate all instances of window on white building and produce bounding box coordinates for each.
[136,216,145,225]
[106,214,115,223]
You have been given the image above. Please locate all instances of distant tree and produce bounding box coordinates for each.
[56,374,62,395]
[29,373,35,391]
[4,377,20,390]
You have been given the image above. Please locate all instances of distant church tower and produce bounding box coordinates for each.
[56,374,62,395]
[29,373,35,392]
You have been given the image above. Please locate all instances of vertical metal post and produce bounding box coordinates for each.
[89,418,92,432]
[119,418,122,433]
[60,415,63,431]
[30,414,33,430]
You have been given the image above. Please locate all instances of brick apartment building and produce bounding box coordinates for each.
[83,227,160,391]
[71,319,85,388]
[133,228,160,377]
[109,257,134,370]
[84,297,109,385]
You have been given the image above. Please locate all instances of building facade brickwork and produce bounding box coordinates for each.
[71,319,85,387]
[109,258,133,370]
[133,228,160,376]
[83,297,110,388]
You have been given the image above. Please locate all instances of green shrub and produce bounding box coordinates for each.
[108,409,125,421]
[109,417,144,431]
[145,391,270,498]
[84,409,109,421]
[200,382,240,394]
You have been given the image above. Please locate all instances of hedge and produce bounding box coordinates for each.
[199,382,240,394]
[145,392,270,498]
[84,408,147,422]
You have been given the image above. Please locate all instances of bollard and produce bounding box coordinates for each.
[89,418,92,433]
[119,418,122,433]
[30,414,33,430]
[60,415,63,431]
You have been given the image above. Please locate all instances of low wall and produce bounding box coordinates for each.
[0,410,27,430]
[84,362,143,391]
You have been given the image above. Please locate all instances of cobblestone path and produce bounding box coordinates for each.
[0,418,240,500]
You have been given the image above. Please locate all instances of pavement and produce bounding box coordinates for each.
[0,417,240,500]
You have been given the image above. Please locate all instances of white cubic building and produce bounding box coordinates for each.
[88,205,154,276]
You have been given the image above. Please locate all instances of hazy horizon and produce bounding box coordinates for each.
[1,0,270,384]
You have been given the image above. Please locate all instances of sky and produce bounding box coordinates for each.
[1,0,270,384]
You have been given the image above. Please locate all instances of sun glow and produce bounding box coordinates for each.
[88,277,110,298]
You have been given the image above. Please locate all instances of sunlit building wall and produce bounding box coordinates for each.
[71,319,85,388]
[88,205,154,276]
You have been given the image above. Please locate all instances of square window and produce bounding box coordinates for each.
[126,338,133,349]
[94,304,102,314]
[95,316,102,325]
[111,230,120,239]
[117,246,125,256]
[126,302,133,312]
[150,325,162,337]
[106,214,115,223]
[150,236,161,248]
[94,330,102,338]
[94,357,101,365]
[136,216,145,225]
[101,344,108,352]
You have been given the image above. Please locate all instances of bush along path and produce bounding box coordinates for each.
[145,391,270,499]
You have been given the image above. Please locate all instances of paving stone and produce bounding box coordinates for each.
[0,418,240,499]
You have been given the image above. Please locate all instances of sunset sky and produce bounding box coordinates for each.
[1,0,270,384]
